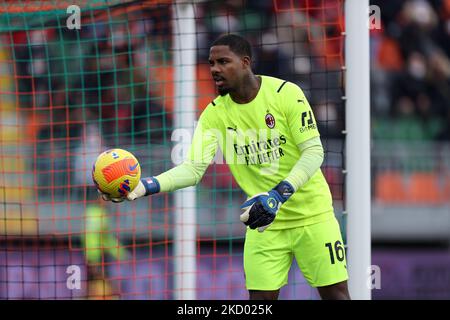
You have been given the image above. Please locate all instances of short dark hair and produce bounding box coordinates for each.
[211,34,252,59]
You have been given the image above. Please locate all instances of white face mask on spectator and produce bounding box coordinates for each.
[408,56,427,79]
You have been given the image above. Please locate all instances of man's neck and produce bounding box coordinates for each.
[230,74,261,104]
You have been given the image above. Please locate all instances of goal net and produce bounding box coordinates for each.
[0,0,345,299]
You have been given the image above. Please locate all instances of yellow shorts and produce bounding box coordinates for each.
[243,216,348,290]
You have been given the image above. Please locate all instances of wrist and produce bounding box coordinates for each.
[141,177,160,196]
[271,180,295,203]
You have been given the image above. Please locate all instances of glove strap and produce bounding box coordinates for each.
[141,177,160,196]
[272,180,295,203]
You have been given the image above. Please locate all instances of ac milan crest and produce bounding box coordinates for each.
[265,113,275,129]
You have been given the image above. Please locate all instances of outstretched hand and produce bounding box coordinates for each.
[98,177,159,202]
[98,180,146,202]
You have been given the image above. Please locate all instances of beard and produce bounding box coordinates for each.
[218,88,228,96]
[218,86,230,96]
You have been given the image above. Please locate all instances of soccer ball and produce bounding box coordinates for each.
[92,148,141,198]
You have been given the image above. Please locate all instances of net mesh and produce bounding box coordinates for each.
[0,0,345,299]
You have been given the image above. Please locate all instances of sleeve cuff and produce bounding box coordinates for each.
[141,177,160,195]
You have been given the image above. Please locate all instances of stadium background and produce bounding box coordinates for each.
[0,0,449,299]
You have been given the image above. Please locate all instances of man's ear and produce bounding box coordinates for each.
[242,55,251,69]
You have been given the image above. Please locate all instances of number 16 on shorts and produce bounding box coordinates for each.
[325,240,346,265]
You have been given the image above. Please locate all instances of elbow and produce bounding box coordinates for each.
[307,143,324,167]
[192,171,204,186]
[183,160,207,186]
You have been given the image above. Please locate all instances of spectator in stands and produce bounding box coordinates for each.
[371,0,450,143]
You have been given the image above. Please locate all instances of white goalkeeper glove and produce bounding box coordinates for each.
[98,189,125,203]
[99,177,160,202]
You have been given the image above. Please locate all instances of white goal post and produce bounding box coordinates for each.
[172,2,197,300]
[345,0,372,300]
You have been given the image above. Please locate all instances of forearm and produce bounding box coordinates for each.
[283,136,324,191]
[155,160,209,193]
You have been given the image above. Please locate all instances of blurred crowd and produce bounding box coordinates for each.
[11,5,172,150]
[9,0,450,158]
[10,0,348,151]
[371,0,450,141]
[197,0,450,142]
[9,5,174,192]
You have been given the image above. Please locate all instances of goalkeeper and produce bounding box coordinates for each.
[100,34,350,300]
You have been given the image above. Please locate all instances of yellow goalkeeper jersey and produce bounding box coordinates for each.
[188,75,334,229]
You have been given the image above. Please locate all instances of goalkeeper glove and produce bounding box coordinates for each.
[98,190,125,203]
[99,177,160,202]
[239,181,294,232]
